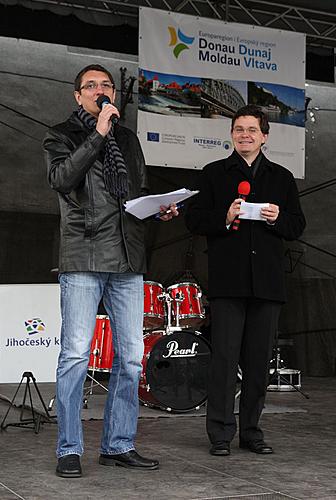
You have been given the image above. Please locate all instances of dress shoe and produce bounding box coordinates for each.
[239,439,273,454]
[209,441,231,456]
[56,454,82,478]
[99,450,159,470]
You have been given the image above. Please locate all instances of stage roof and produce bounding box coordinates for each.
[1,0,336,47]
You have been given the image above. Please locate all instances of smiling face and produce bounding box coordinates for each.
[74,70,115,118]
[231,115,268,163]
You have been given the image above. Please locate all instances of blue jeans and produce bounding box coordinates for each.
[56,272,144,458]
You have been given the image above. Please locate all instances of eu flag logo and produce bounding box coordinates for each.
[147,132,160,142]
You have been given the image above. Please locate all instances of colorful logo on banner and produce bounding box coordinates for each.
[25,318,46,335]
[168,26,195,58]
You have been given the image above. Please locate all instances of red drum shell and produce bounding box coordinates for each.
[143,281,165,330]
[167,282,205,328]
[88,315,114,372]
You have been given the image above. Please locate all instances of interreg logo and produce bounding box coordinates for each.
[25,317,46,335]
[168,26,195,58]
[194,137,232,151]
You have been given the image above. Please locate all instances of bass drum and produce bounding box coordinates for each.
[139,330,211,412]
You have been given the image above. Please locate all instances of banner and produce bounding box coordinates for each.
[0,284,61,383]
[138,7,306,178]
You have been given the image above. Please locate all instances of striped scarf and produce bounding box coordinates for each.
[77,106,128,199]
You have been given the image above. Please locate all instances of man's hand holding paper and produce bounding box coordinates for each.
[239,201,280,223]
[239,201,269,221]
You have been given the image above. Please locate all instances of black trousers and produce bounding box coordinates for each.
[206,297,281,444]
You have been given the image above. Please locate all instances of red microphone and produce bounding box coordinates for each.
[232,181,251,231]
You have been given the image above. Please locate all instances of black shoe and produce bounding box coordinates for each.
[99,450,159,470]
[56,454,82,478]
[209,441,231,456]
[239,439,273,454]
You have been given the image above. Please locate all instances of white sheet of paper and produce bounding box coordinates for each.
[124,188,199,220]
[239,201,269,221]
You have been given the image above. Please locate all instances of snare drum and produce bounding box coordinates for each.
[88,315,114,372]
[167,282,205,328]
[143,281,165,330]
[139,330,211,411]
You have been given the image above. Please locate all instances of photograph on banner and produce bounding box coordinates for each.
[138,7,306,178]
[139,69,201,116]
[139,70,304,126]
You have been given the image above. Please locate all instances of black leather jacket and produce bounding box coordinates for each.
[43,112,149,273]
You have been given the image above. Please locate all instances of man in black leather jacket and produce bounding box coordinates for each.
[43,64,177,477]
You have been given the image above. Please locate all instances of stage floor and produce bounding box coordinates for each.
[0,377,335,500]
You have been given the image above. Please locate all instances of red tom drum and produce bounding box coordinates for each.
[167,282,205,328]
[139,330,211,412]
[143,281,165,330]
[88,315,114,372]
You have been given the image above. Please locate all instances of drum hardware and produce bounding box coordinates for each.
[235,366,243,400]
[166,282,205,330]
[143,281,206,333]
[84,315,113,407]
[0,371,56,433]
[268,344,309,399]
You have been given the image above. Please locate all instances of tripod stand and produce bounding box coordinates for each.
[268,339,309,399]
[0,371,56,433]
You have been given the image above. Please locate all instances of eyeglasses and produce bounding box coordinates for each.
[232,126,262,135]
[80,81,115,91]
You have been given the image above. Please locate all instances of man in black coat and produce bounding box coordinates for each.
[186,105,305,456]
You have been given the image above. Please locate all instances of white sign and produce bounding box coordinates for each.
[138,7,306,178]
[0,284,61,383]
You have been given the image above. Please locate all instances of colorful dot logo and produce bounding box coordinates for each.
[168,26,195,58]
[25,318,46,335]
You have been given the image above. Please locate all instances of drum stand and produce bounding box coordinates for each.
[164,292,183,334]
[235,367,243,399]
[268,346,309,399]
[83,342,111,408]
[0,372,55,434]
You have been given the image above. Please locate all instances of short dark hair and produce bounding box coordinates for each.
[231,104,270,134]
[74,64,115,92]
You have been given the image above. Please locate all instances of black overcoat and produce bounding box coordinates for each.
[186,151,306,302]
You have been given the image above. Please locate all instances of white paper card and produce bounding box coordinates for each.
[239,201,269,221]
[124,188,199,219]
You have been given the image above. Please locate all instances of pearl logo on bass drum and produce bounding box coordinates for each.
[163,340,199,358]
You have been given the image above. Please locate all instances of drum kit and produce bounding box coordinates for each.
[86,280,211,413]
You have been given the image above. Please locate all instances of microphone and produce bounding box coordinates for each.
[96,95,119,125]
[231,181,251,231]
